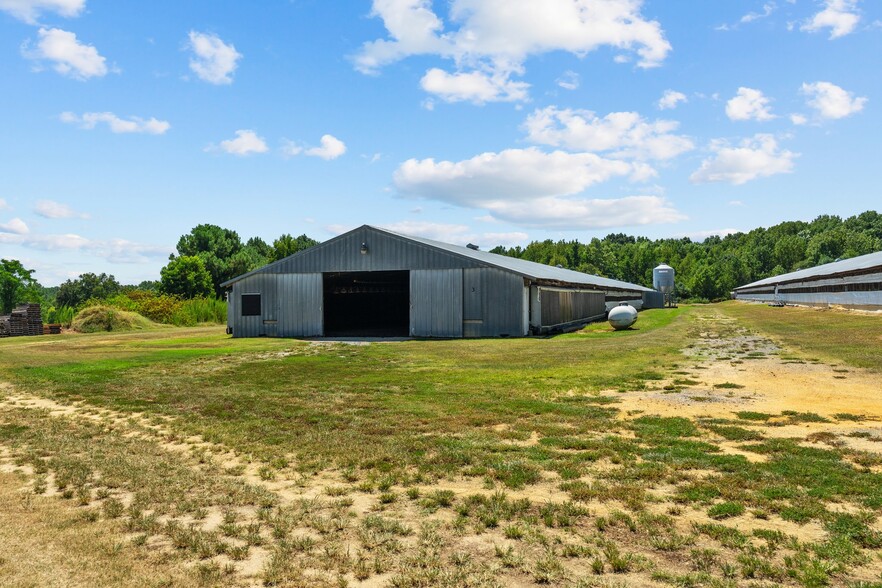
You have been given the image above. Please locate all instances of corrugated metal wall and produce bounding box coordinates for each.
[410,270,463,337]
[272,226,484,274]
[229,273,322,337]
[735,270,882,309]
[461,268,527,337]
[277,274,323,336]
[538,287,605,329]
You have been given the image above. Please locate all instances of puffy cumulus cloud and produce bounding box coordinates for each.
[355,0,670,102]
[187,31,241,85]
[212,130,268,156]
[391,148,683,229]
[394,148,645,204]
[34,199,89,219]
[282,135,347,160]
[419,68,529,104]
[690,134,797,185]
[0,0,84,24]
[658,89,687,110]
[478,195,685,229]
[801,0,861,39]
[0,217,29,235]
[523,107,694,161]
[790,113,808,125]
[726,87,775,121]
[22,27,107,80]
[60,111,170,135]
[801,81,867,119]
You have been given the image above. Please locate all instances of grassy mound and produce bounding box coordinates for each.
[71,305,157,333]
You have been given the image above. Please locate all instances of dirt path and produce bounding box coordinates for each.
[615,309,882,423]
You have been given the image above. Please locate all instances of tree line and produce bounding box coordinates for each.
[489,211,882,301]
[3,211,880,316]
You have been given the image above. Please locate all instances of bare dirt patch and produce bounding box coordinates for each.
[616,311,882,423]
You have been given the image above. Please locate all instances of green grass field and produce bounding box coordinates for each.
[0,304,881,587]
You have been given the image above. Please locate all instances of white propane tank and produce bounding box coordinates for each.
[608,303,638,330]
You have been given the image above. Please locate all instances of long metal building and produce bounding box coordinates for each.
[222,225,654,338]
[733,250,882,309]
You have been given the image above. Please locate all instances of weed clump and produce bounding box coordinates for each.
[71,305,156,333]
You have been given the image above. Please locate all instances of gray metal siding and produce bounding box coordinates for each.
[462,268,526,337]
[410,270,462,337]
[277,274,323,336]
[538,287,605,328]
[642,291,665,309]
[271,227,484,274]
[229,273,323,337]
[230,275,273,338]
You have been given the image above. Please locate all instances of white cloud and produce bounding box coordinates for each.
[556,70,579,91]
[679,228,742,241]
[790,113,808,125]
[59,111,170,135]
[34,199,89,219]
[716,2,777,30]
[372,220,529,247]
[355,0,670,102]
[391,148,683,229]
[394,148,645,204]
[282,134,347,160]
[728,200,744,206]
[0,217,29,235]
[419,67,529,103]
[801,81,867,119]
[480,195,685,229]
[0,0,84,24]
[0,231,171,263]
[187,31,241,85]
[690,134,797,185]
[213,130,268,156]
[726,87,775,121]
[523,107,694,161]
[0,198,10,211]
[801,0,860,39]
[658,89,687,110]
[741,2,776,24]
[22,27,107,80]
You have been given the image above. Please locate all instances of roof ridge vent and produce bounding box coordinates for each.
[466,243,479,250]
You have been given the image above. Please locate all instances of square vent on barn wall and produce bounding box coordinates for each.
[241,294,261,316]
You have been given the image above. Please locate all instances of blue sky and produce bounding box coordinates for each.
[0,0,879,285]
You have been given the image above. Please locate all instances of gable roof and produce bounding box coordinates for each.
[735,250,882,290]
[222,224,653,292]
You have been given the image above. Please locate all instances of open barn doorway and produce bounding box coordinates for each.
[323,271,410,337]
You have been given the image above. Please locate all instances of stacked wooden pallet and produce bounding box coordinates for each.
[43,323,62,335]
[0,315,9,337]
[8,304,43,336]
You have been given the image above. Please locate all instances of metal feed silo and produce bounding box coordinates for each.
[653,264,675,307]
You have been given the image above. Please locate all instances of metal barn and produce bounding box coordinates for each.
[222,225,653,338]
[733,250,882,309]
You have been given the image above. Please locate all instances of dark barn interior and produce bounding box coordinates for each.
[322,271,410,336]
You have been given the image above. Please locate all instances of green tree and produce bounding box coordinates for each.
[773,235,806,271]
[172,224,244,296]
[0,259,40,314]
[56,272,121,308]
[271,233,319,262]
[160,256,213,298]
